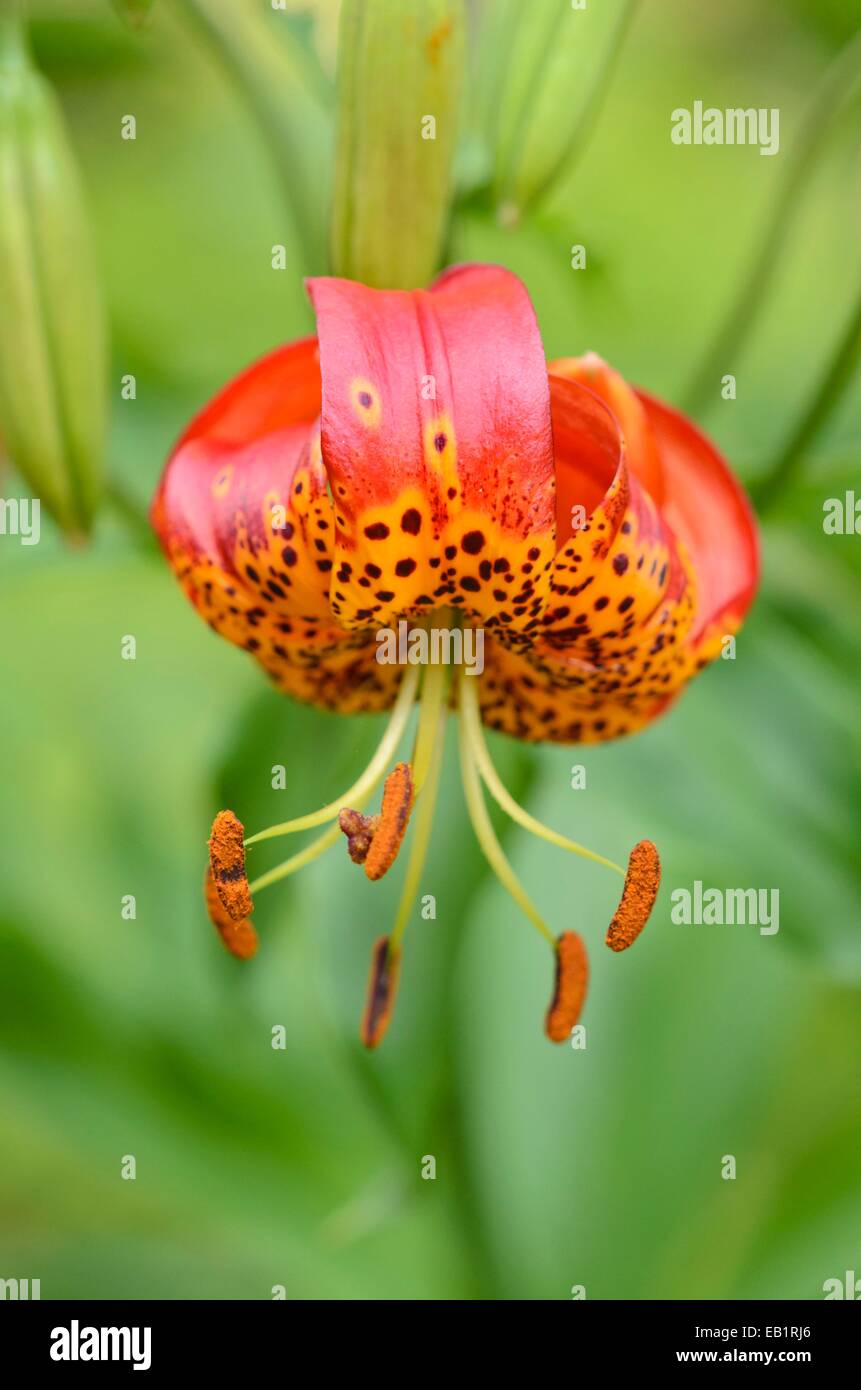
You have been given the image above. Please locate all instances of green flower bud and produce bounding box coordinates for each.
[331,0,465,289]
[0,15,107,537]
[492,0,636,217]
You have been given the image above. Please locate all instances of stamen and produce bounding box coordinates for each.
[361,936,401,1048]
[545,931,588,1041]
[339,659,447,878]
[244,662,420,847]
[606,840,661,951]
[388,708,447,951]
[363,762,414,881]
[248,658,442,896]
[458,668,625,877]
[204,867,258,960]
[457,673,555,948]
[209,809,253,920]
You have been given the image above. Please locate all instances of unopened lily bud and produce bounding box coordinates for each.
[493,0,633,215]
[331,0,465,288]
[0,17,107,537]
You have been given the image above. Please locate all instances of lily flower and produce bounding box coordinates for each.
[151,264,759,1047]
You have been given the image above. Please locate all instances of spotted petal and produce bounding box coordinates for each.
[307,264,557,636]
[150,338,401,713]
[479,374,701,743]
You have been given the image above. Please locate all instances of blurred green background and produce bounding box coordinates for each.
[1,0,860,1300]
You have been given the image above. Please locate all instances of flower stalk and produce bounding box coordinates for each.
[331,0,465,287]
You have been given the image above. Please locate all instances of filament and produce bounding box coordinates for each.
[456,673,555,948]
[248,820,342,894]
[458,671,624,878]
[244,662,420,846]
[388,708,447,953]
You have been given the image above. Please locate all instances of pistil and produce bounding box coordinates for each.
[456,672,556,949]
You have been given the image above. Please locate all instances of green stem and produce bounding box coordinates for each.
[752,285,861,512]
[684,29,861,414]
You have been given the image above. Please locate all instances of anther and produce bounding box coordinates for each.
[361,936,401,1048]
[204,867,258,960]
[362,762,414,881]
[338,807,379,865]
[545,930,589,1042]
[605,839,661,951]
[208,809,253,920]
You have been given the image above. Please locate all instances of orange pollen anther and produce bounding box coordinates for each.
[204,867,258,960]
[361,936,401,1048]
[605,839,661,952]
[359,762,414,882]
[545,930,589,1042]
[208,809,253,920]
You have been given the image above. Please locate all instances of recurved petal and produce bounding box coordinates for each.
[549,352,759,644]
[637,390,759,641]
[550,353,665,504]
[150,340,402,714]
[174,336,321,448]
[478,375,699,743]
[306,264,558,637]
[542,375,696,655]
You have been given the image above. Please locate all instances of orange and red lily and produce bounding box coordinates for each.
[151,263,759,1046]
